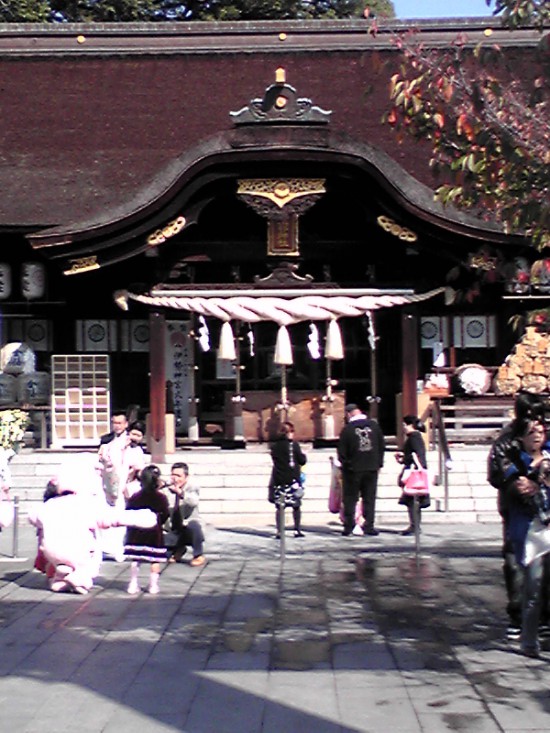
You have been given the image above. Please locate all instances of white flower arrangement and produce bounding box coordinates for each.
[0,409,29,450]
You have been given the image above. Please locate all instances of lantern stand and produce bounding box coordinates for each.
[322,364,337,439]
[314,319,343,448]
[230,328,246,449]
[276,365,291,424]
[366,310,380,420]
[187,321,200,443]
[273,324,293,430]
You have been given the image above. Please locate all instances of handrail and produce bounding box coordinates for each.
[430,399,452,512]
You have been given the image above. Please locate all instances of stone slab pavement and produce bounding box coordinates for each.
[0,517,549,733]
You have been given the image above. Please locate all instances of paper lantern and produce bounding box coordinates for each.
[325,319,344,361]
[218,321,236,361]
[274,325,293,365]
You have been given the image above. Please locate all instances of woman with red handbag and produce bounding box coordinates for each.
[396,415,430,536]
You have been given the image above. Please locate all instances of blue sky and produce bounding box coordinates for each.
[392,0,493,19]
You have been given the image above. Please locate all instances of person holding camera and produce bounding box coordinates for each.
[502,418,550,657]
[167,462,206,567]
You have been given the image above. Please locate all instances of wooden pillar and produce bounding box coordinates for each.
[149,311,166,463]
[401,309,419,418]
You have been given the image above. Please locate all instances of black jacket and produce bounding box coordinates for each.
[403,430,427,470]
[270,437,307,487]
[487,422,523,515]
[337,416,385,473]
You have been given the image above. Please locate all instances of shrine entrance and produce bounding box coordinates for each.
[25,70,514,456]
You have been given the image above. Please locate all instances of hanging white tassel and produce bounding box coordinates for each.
[307,323,321,360]
[325,319,344,361]
[274,325,293,365]
[247,324,255,357]
[197,315,210,352]
[218,321,236,361]
[366,310,376,351]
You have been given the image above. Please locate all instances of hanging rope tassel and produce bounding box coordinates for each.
[218,321,236,361]
[325,318,344,361]
[274,325,293,365]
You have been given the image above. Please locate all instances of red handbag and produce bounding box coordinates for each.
[402,467,430,495]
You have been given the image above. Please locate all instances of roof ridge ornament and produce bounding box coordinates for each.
[230,68,332,126]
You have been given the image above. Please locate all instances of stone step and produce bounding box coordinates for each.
[6,444,498,526]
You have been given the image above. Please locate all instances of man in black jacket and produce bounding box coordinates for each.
[337,403,385,536]
[99,411,128,446]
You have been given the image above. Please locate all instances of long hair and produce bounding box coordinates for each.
[140,464,161,493]
[403,414,426,433]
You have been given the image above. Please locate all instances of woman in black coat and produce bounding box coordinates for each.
[269,421,307,538]
[396,415,430,535]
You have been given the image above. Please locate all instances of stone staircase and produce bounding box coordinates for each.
[8,442,499,529]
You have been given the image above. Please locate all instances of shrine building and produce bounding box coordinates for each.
[0,18,542,457]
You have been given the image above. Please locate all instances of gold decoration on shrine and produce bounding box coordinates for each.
[237,178,326,211]
[376,215,417,243]
[267,216,299,256]
[64,256,100,276]
[146,215,187,247]
[238,178,326,258]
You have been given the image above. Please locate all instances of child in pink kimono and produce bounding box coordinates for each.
[29,454,156,595]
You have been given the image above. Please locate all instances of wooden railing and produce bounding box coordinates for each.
[437,395,514,445]
[429,400,452,512]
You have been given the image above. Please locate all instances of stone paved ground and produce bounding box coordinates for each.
[0,519,549,732]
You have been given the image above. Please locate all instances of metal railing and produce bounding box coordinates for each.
[430,400,452,512]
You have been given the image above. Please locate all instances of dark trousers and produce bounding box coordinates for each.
[521,555,549,652]
[175,520,204,558]
[342,470,378,532]
[503,537,524,627]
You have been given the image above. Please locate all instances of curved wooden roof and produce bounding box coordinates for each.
[0,20,537,265]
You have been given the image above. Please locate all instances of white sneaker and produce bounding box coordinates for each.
[127,579,140,595]
[148,575,160,594]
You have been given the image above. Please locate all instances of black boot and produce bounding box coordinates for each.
[293,507,304,537]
